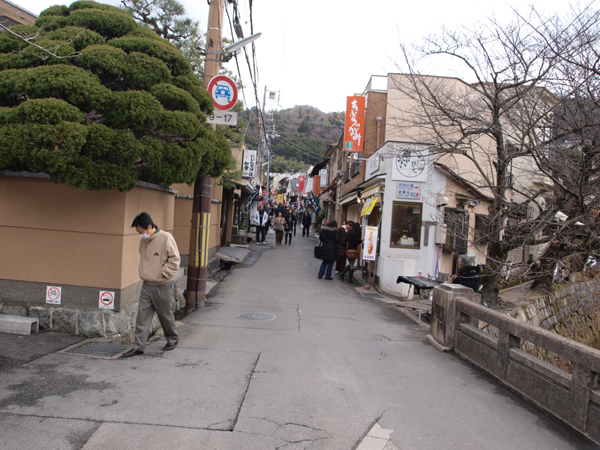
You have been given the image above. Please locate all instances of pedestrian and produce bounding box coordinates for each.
[302,210,312,237]
[291,207,299,236]
[272,211,286,245]
[340,222,362,283]
[252,205,268,245]
[122,212,180,357]
[335,224,347,274]
[451,254,480,289]
[317,220,340,280]
[285,208,296,245]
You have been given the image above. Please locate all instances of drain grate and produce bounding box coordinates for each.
[66,342,130,357]
[238,312,276,321]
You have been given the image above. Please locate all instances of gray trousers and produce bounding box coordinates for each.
[133,281,178,351]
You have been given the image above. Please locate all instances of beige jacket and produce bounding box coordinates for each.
[138,230,181,285]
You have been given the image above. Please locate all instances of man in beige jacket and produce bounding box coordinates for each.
[122,212,180,357]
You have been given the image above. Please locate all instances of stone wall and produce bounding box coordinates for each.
[0,276,187,341]
[483,278,600,372]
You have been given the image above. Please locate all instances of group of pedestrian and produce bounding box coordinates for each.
[316,220,362,283]
[252,202,312,246]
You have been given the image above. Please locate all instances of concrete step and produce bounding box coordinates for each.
[0,315,39,335]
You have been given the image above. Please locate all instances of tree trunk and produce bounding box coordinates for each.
[480,240,507,305]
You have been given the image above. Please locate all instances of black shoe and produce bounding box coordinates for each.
[163,341,178,351]
[324,277,333,280]
[339,267,347,281]
[318,276,323,279]
[121,348,144,358]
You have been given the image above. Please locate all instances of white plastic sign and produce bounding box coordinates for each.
[99,291,115,310]
[46,286,62,304]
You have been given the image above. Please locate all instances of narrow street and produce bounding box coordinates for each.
[0,232,596,449]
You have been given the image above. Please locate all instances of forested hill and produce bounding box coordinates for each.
[243,106,344,172]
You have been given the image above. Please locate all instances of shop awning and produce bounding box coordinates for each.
[340,192,358,205]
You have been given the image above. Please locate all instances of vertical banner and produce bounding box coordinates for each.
[344,96,365,152]
[298,175,305,192]
[363,226,379,261]
[242,150,257,178]
[319,169,328,187]
[308,192,322,213]
[243,185,260,213]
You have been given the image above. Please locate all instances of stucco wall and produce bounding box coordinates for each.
[0,175,175,310]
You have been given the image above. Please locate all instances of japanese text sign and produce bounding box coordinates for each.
[344,96,365,152]
[397,182,420,199]
[242,150,257,178]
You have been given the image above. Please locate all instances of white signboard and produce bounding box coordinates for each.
[242,150,257,178]
[99,291,115,310]
[206,111,238,126]
[363,226,379,261]
[397,182,420,199]
[305,177,313,194]
[367,153,380,177]
[319,169,328,187]
[391,149,429,182]
[46,286,62,304]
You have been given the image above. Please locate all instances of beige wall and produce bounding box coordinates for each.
[0,176,175,291]
[173,198,192,255]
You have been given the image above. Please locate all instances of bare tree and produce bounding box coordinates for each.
[390,5,600,303]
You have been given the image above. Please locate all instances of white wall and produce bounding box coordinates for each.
[373,150,447,297]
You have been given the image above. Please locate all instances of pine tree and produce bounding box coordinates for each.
[0,1,232,191]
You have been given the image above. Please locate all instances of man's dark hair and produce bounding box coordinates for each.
[131,212,156,229]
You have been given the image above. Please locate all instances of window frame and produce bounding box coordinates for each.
[389,201,423,249]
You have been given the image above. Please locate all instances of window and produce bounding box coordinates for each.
[390,202,422,249]
[443,208,469,253]
[474,214,490,244]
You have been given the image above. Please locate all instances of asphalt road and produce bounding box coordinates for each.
[0,231,597,449]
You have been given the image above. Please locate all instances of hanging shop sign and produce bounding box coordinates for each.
[319,169,328,187]
[344,96,365,152]
[298,175,305,192]
[308,192,322,213]
[360,197,379,216]
[363,226,379,261]
[242,150,257,178]
[243,185,259,213]
[207,75,238,111]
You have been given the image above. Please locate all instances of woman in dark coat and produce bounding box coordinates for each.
[340,222,362,283]
[317,220,340,280]
[335,225,347,274]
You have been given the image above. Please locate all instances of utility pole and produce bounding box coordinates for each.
[186,0,225,313]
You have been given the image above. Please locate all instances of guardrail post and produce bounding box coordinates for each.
[427,284,481,351]
[497,331,520,380]
[570,364,598,432]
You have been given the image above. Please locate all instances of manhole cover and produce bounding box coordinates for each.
[238,312,276,321]
[66,342,130,357]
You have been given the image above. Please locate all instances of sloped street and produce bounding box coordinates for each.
[0,233,596,449]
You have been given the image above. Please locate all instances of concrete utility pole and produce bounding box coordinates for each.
[186,0,225,313]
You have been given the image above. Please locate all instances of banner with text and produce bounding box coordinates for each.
[242,150,257,178]
[308,192,322,213]
[344,96,365,152]
[243,185,259,213]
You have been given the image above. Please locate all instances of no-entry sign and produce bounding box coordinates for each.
[99,291,115,310]
[207,75,238,111]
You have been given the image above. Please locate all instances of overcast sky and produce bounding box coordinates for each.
[29,0,582,113]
